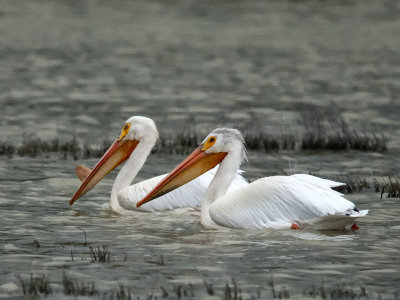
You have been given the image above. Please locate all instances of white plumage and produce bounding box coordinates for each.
[210,174,367,229]
[69,116,248,214]
[118,167,248,213]
[137,128,368,230]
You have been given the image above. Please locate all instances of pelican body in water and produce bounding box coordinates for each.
[69,118,248,214]
[137,128,368,229]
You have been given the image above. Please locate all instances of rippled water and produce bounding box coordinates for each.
[1,0,399,298]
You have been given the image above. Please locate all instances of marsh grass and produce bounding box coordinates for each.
[330,175,371,194]
[158,130,200,155]
[0,141,15,157]
[17,273,52,297]
[15,135,80,159]
[82,140,112,158]
[300,113,387,152]
[62,272,97,296]
[381,178,400,199]
[303,283,370,299]
[16,272,397,299]
[88,245,113,263]
[328,175,400,198]
[203,280,214,296]
[0,115,388,159]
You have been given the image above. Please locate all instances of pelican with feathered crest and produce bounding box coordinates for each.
[137,128,368,229]
[69,117,248,214]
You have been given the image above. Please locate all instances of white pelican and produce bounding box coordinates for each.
[137,128,368,229]
[69,117,248,214]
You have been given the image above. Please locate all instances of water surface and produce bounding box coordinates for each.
[0,0,399,298]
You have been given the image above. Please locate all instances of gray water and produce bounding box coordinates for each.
[1,0,400,298]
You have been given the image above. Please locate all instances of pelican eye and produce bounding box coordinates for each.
[118,123,131,141]
[201,136,217,151]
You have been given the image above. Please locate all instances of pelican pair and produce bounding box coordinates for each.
[137,128,368,230]
[69,116,248,214]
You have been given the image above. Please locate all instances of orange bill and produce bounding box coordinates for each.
[136,147,227,208]
[75,165,92,182]
[69,139,139,205]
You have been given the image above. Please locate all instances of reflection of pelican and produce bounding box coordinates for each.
[137,128,368,229]
[69,118,248,214]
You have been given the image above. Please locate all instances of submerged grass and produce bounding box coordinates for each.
[16,273,396,299]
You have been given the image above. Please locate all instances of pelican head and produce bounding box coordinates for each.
[136,128,246,207]
[69,116,158,205]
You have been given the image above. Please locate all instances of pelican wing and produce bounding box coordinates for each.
[118,167,248,212]
[209,175,367,229]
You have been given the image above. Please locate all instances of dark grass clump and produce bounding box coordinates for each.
[158,130,200,155]
[310,174,400,198]
[303,283,370,299]
[16,273,397,299]
[62,272,97,296]
[89,245,113,263]
[82,140,112,159]
[203,280,214,296]
[327,175,400,198]
[0,141,15,157]
[300,113,387,152]
[240,117,296,153]
[244,131,281,152]
[18,273,52,297]
[16,135,80,159]
[381,178,400,199]
[330,175,371,194]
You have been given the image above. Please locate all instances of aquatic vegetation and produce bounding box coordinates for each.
[303,283,371,299]
[88,245,113,263]
[382,178,400,199]
[15,135,80,159]
[17,274,52,298]
[300,113,387,152]
[203,280,214,296]
[330,175,372,194]
[0,116,388,159]
[16,273,395,299]
[82,140,112,159]
[0,142,15,157]
[328,175,400,198]
[62,272,97,296]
